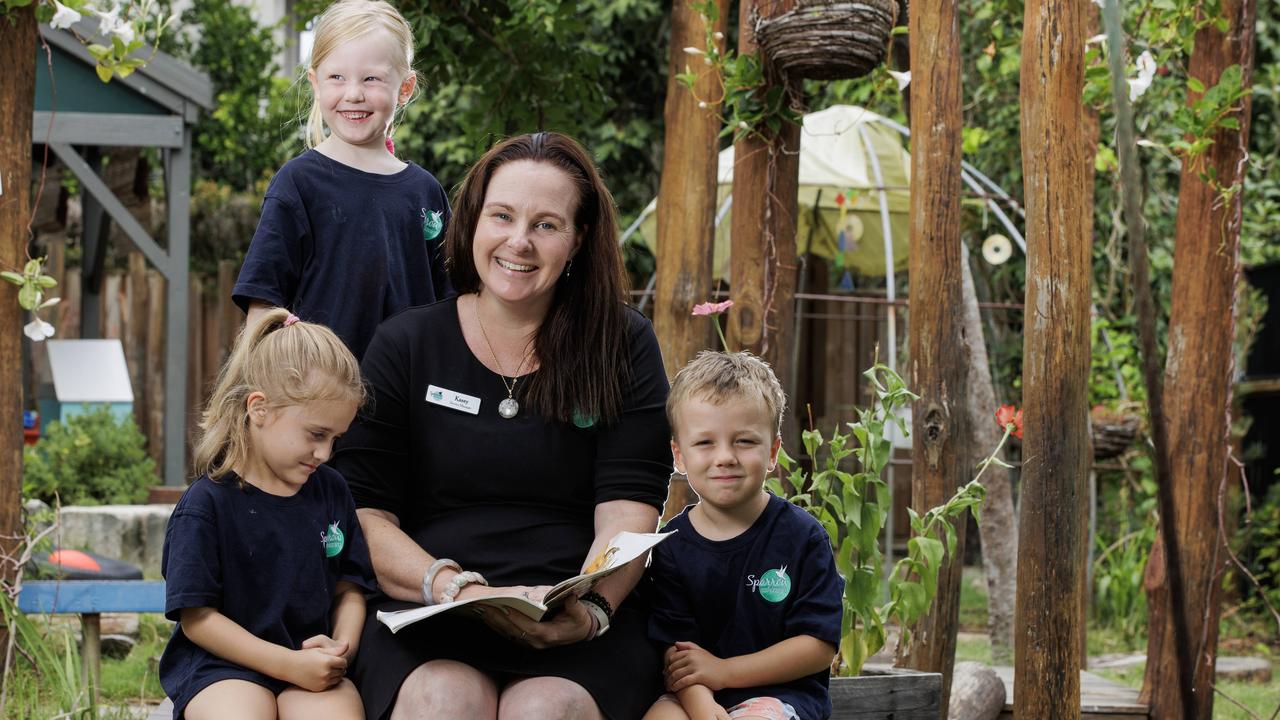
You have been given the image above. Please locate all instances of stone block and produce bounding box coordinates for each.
[50,505,174,577]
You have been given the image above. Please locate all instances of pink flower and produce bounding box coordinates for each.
[385,136,396,155]
[692,299,734,316]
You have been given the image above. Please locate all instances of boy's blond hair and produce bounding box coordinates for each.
[193,307,365,481]
[667,351,787,439]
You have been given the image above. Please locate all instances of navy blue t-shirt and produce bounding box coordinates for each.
[159,467,376,717]
[648,494,843,720]
[232,149,452,360]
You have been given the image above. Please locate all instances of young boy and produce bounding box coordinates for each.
[645,351,843,720]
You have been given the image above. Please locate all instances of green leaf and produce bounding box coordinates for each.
[18,283,39,310]
[835,536,854,578]
[1187,77,1206,93]
[914,535,945,574]
[0,271,24,286]
[764,476,784,497]
[96,64,114,83]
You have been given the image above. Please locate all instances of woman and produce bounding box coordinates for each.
[333,132,671,720]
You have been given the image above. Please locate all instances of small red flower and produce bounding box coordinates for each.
[835,192,846,206]
[385,136,396,155]
[995,404,1023,439]
[692,299,734,316]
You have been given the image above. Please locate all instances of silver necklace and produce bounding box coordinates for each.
[474,298,533,419]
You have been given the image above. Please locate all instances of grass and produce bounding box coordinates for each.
[956,564,1280,719]
[1090,662,1280,720]
[1,612,169,719]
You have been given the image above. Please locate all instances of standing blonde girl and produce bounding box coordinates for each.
[159,308,376,720]
[234,0,451,361]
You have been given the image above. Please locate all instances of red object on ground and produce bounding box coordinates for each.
[48,549,103,573]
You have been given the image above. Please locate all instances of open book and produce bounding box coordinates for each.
[376,530,674,634]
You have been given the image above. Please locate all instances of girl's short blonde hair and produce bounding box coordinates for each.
[193,308,365,481]
[666,351,787,440]
[304,0,416,148]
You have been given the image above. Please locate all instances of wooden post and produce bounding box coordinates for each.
[216,260,239,366]
[726,0,801,409]
[654,0,728,516]
[186,275,204,468]
[102,273,123,340]
[126,252,148,408]
[1141,0,1256,715]
[1015,0,1091,715]
[652,0,727,381]
[145,270,167,470]
[0,6,37,599]
[63,267,82,339]
[80,613,101,706]
[897,0,968,708]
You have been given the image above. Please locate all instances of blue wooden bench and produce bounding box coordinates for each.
[17,580,166,706]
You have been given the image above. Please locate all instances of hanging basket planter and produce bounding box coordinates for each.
[754,0,899,81]
[1091,407,1142,460]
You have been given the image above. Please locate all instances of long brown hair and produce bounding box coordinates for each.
[194,308,365,480]
[444,132,631,424]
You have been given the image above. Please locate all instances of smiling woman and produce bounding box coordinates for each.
[333,132,673,720]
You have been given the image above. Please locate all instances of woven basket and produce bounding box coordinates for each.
[1091,411,1141,460]
[755,0,899,81]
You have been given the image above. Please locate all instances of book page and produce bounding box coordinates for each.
[376,530,675,634]
[543,530,674,605]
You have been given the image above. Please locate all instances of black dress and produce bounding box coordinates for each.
[332,297,671,720]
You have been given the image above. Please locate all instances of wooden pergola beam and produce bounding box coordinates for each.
[653,0,727,380]
[897,0,969,707]
[0,5,38,595]
[726,0,801,405]
[1014,0,1092,714]
[1142,0,1257,715]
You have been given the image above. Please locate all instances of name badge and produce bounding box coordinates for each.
[426,385,480,415]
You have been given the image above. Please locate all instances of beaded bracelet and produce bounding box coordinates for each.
[440,570,489,604]
[580,597,611,639]
[422,558,461,606]
[579,591,613,618]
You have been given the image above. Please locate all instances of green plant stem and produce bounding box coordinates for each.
[972,425,1015,484]
[713,316,729,351]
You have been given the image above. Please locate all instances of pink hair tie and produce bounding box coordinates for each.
[283,313,301,327]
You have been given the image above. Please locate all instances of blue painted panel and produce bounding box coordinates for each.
[17,581,166,614]
[60,402,134,424]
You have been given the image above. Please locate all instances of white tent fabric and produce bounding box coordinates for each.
[635,105,911,279]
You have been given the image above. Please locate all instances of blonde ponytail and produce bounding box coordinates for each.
[193,308,364,481]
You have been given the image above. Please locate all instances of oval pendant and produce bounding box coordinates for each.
[498,398,520,419]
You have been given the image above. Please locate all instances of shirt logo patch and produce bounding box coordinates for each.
[322,522,345,558]
[747,566,791,603]
[422,209,443,241]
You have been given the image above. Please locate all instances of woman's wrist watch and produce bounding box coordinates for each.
[580,591,613,639]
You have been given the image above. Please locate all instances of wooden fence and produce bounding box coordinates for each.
[30,239,241,474]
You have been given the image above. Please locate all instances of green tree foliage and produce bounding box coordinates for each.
[23,407,157,506]
[171,0,301,191]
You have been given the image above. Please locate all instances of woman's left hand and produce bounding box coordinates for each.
[480,594,595,649]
